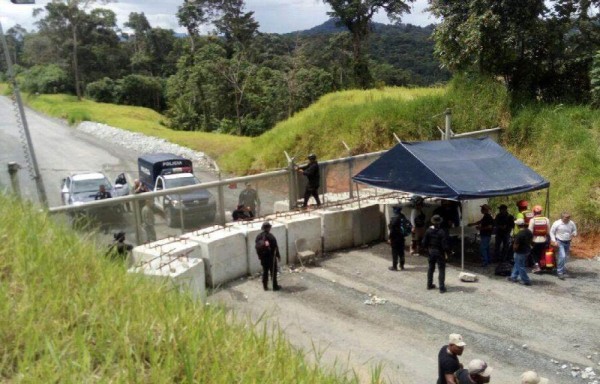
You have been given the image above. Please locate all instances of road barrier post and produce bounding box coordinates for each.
[7,161,21,197]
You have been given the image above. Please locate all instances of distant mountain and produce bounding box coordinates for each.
[285,18,449,86]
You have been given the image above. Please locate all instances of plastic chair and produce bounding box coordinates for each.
[295,238,316,266]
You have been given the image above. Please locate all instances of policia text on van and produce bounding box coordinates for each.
[138,153,216,227]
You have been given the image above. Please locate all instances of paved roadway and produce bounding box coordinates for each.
[0,95,138,207]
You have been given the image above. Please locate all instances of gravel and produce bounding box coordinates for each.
[77,122,217,173]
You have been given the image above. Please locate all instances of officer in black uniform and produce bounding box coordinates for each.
[297,153,321,208]
[107,231,133,261]
[388,205,408,271]
[255,221,281,291]
[422,214,450,293]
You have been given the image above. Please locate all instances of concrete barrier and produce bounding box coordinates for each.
[231,219,287,274]
[132,236,202,265]
[128,256,206,302]
[186,226,247,288]
[350,202,383,246]
[315,206,354,252]
[271,212,321,265]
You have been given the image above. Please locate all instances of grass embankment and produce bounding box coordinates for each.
[219,76,510,173]
[0,194,369,383]
[20,92,250,161]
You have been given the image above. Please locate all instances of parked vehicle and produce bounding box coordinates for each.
[60,172,129,228]
[138,153,216,227]
[60,172,129,207]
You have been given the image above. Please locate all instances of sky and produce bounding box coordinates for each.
[0,0,436,34]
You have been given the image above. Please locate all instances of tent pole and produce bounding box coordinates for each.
[461,223,465,270]
[546,187,550,219]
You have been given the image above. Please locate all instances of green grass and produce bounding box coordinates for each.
[22,93,250,161]
[502,103,600,231]
[0,194,375,383]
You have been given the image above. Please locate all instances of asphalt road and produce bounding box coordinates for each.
[210,245,600,384]
[0,95,137,207]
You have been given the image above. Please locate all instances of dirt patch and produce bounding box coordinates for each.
[572,231,600,258]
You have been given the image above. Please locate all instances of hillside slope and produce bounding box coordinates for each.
[221,75,599,233]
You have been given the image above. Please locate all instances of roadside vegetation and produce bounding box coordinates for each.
[0,194,372,383]
[3,75,598,230]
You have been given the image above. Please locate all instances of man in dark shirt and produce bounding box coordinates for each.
[494,204,515,262]
[95,184,112,234]
[437,333,466,384]
[469,204,494,267]
[232,204,254,221]
[508,218,533,285]
[422,214,450,293]
[255,221,281,291]
[388,205,409,271]
[297,153,321,208]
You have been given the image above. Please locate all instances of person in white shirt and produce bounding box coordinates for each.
[550,211,577,280]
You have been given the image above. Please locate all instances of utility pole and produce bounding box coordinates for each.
[0,17,48,207]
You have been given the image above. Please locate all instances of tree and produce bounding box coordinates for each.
[176,0,216,54]
[33,0,114,100]
[323,0,414,88]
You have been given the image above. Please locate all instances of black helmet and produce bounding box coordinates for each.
[261,221,272,230]
[113,231,126,241]
[307,153,317,160]
[410,195,424,206]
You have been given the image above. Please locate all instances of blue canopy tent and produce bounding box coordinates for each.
[352,137,550,268]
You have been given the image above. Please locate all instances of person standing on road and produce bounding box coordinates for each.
[238,182,261,216]
[388,205,410,271]
[468,204,494,267]
[454,359,492,384]
[141,199,156,242]
[410,196,427,255]
[508,219,533,286]
[132,179,148,211]
[255,221,281,291]
[437,333,466,384]
[494,204,514,262]
[521,370,549,384]
[422,214,450,293]
[95,184,112,234]
[296,153,321,208]
[550,211,577,280]
[528,205,550,273]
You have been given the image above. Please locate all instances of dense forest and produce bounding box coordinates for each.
[0,0,446,136]
[3,0,600,137]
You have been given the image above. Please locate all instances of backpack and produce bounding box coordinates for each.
[401,215,413,236]
[390,215,412,237]
[255,233,271,258]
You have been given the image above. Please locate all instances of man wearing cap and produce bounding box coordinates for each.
[508,218,533,285]
[255,221,281,291]
[422,214,450,293]
[494,204,515,262]
[468,204,494,267]
[550,211,577,280]
[521,370,549,384]
[528,205,550,273]
[388,205,410,271]
[437,333,466,384]
[297,154,321,208]
[238,182,261,216]
[454,359,492,383]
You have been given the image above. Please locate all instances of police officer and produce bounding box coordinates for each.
[297,153,321,208]
[255,221,281,291]
[422,214,450,293]
[388,205,409,271]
